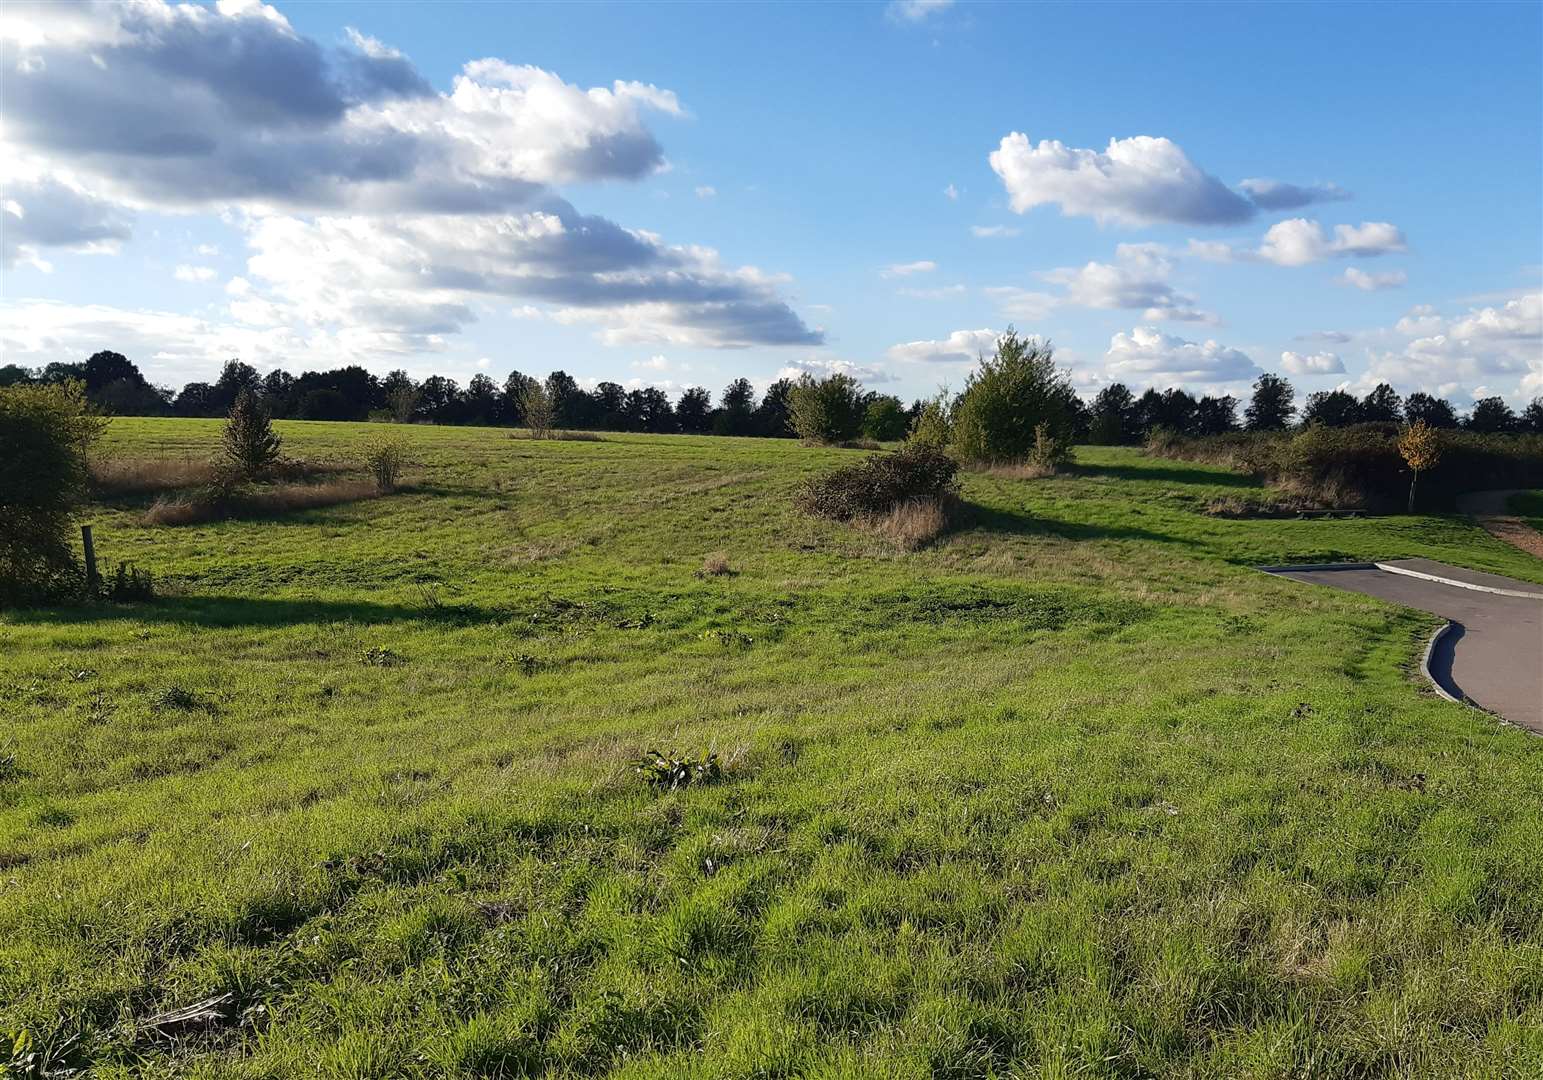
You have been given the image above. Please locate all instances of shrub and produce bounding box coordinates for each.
[363,438,406,491]
[106,562,155,602]
[517,381,556,439]
[907,392,953,449]
[219,389,282,480]
[796,446,959,521]
[1027,422,1072,473]
[633,749,722,790]
[0,380,107,605]
[949,329,1077,464]
[787,373,864,444]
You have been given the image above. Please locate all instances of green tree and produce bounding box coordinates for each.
[219,389,283,479]
[1466,396,1516,433]
[949,329,1074,464]
[1245,373,1295,431]
[787,373,865,444]
[0,380,107,604]
[862,395,910,441]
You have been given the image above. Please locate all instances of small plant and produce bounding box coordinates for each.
[107,561,155,601]
[359,646,404,667]
[84,690,117,725]
[1397,420,1443,513]
[697,553,734,577]
[151,684,204,712]
[633,748,723,790]
[0,752,19,784]
[1027,422,1073,473]
[363,438,406,492]
[218,389,283,480]
[503,653,547,675]
[701,628,753,649]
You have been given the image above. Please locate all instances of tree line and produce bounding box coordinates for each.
[3,351,1540,441]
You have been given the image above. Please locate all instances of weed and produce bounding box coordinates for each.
[84,690,117,725]
[359,646,404,667]
[697,552,735,577]
[150,684,206,712]
[701,629,754,649]
[107,561,156,601]
[633,749,723,790]
[503,653,547,675]
[363,438,406,492]
[0,753,19,784]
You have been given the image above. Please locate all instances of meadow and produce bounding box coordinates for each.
[3,418,1542,1078]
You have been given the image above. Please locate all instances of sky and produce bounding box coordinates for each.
[2,0,1540,407]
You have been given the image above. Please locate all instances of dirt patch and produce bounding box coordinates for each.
[1475,516,1543,559]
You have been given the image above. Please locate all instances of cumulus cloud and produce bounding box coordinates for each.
[1340,267,1407,291]
[0,0,820,352]
[1295,329,1353,344]
[1280,350,1345,375]
[1256,219,1406,266]
[989,134,1257,226]
[887,328,1000,365]
[1,176,133,269]
[881,260,937,277]
[777,355,898,384]
[1363,292,1542,400]
[173,264,217,282]
[1040,243,1214,322]
[1238,178,1351,210]
[1103,326,1260,385]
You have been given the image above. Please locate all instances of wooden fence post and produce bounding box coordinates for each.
[81,524,100,595]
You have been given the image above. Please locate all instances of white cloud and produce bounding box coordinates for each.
[1295,329,1353,344]
[887,0,954,23]
[982,287,1058,321]
[881,260,937,278]
[989,133,1256,226]
[1256,219,1406,267]
[1280,350,1345,375]
[476,356,491,368]
[898,284,966,300]
[1103,326,1260,385]
[173,264,217,282]
[695,185,716,198]
[1340,267,1407,291]
[1363,292,1542,401]
[777,355,898,384]
[1238,178,1351,210]
[887,328,1000,365]
[970,225,1020,238]
[1040,243,1215,323]
[196,243,221,257]
[944,183,960,201]
[1,176,132,269]
[1394,305,1444,336]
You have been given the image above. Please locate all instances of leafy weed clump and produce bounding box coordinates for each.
[0,752,19,785]
[633,749,723,791]
[359,646,404,667]
[150,684,206,712]
[106,561,155,601]
[700,628,753,650]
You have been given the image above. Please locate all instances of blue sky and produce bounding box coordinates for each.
[3,0,1539,406]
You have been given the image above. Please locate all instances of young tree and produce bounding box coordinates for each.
[1404,391,1458,428]
[517,379,555,439]
[949,329,1074,463]
[1466,396,1517,433]
[907,390,953,449]
[787,373,865,444]
[862,395,910,442]
[382,369,420,423]
[219,388,283,479]
[1398,420,1442,513]
[0,380,108,603]
[1245,373,1295,431]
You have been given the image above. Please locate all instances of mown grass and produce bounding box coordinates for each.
[1507,489,1543,533]
[2,419,1542,1078]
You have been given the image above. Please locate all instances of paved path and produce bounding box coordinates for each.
[1268,562,1543,733]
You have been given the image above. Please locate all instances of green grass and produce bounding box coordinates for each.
[3,418,1542,1078]
[1507,489,1543,534]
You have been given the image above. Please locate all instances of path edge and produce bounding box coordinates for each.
[1419,622,1463,704]
[1374,562,1543,600]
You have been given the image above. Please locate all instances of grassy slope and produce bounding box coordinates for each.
[1507,490,1543,533]
[2,419,1541,1078]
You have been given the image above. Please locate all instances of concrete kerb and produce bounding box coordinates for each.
[1374,561,1543,600]
[1419,621,1463,705]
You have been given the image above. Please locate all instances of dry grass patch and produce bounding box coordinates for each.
[857,496,957,552]
[91,457,220,495]
[145,478,383,526]
[982,460,1057,481]
[698,552,735,577]
[509,429,605,442]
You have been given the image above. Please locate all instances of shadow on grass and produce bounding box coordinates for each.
[964,504,1205,549]
[1070,460,1260,489]
[5,595,507,629]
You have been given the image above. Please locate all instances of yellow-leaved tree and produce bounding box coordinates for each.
[1397,420,1443,513]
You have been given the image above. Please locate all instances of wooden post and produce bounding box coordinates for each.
[81,524,100,594]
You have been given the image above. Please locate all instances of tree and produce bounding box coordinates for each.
[675,387,713,433]
[1466,396,1516,433]
[219,389,283,479]
[502,371,538,426]
[1359,383,1402,424]
[907,391,952,449]
[545,371,583,429]
[0,365,33,387]
[1398,421,1442,513]
[465,374,500,425]
[787,372,865,444]
[1090,383,1137,444]
[296,388,351,420]
[0,380,107,603]
[81,351,140,393]
[1301,389,1361,427]
[1192,394,1239,436]
[382,370,421,423]
[1522,397,1543,434]
[210,360,262,414]
[261,369,296,417]
[1404,392,1458,428]
[715,377,755,435]
[173,382,217,417]
[417,376,462,423]
[863,395,910,442]
[753,378,794,437]
[518,379,555,439]
[592,382,627,430]
[949,329,1074,463]
[1245,373,1295,431]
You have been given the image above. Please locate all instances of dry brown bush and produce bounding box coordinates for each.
[698,552,734,577]
[856,496,956,551]
[145,478,381,526]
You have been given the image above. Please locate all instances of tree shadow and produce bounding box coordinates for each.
[1070,461,1260,489]
[4,595,508,630]
[963,503,1205,549]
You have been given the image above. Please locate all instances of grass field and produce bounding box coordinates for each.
[3,418,1542,1078]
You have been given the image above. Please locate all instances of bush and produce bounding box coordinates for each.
[796,445,959,521]
[1027,422,1072,473]
[787,373,864,444]
[0,381,107,605]
[907,392,952,449]
[219,389,282,480]
[363,438,406,491]
[517,381,556,439]
[949,329,1077,464]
